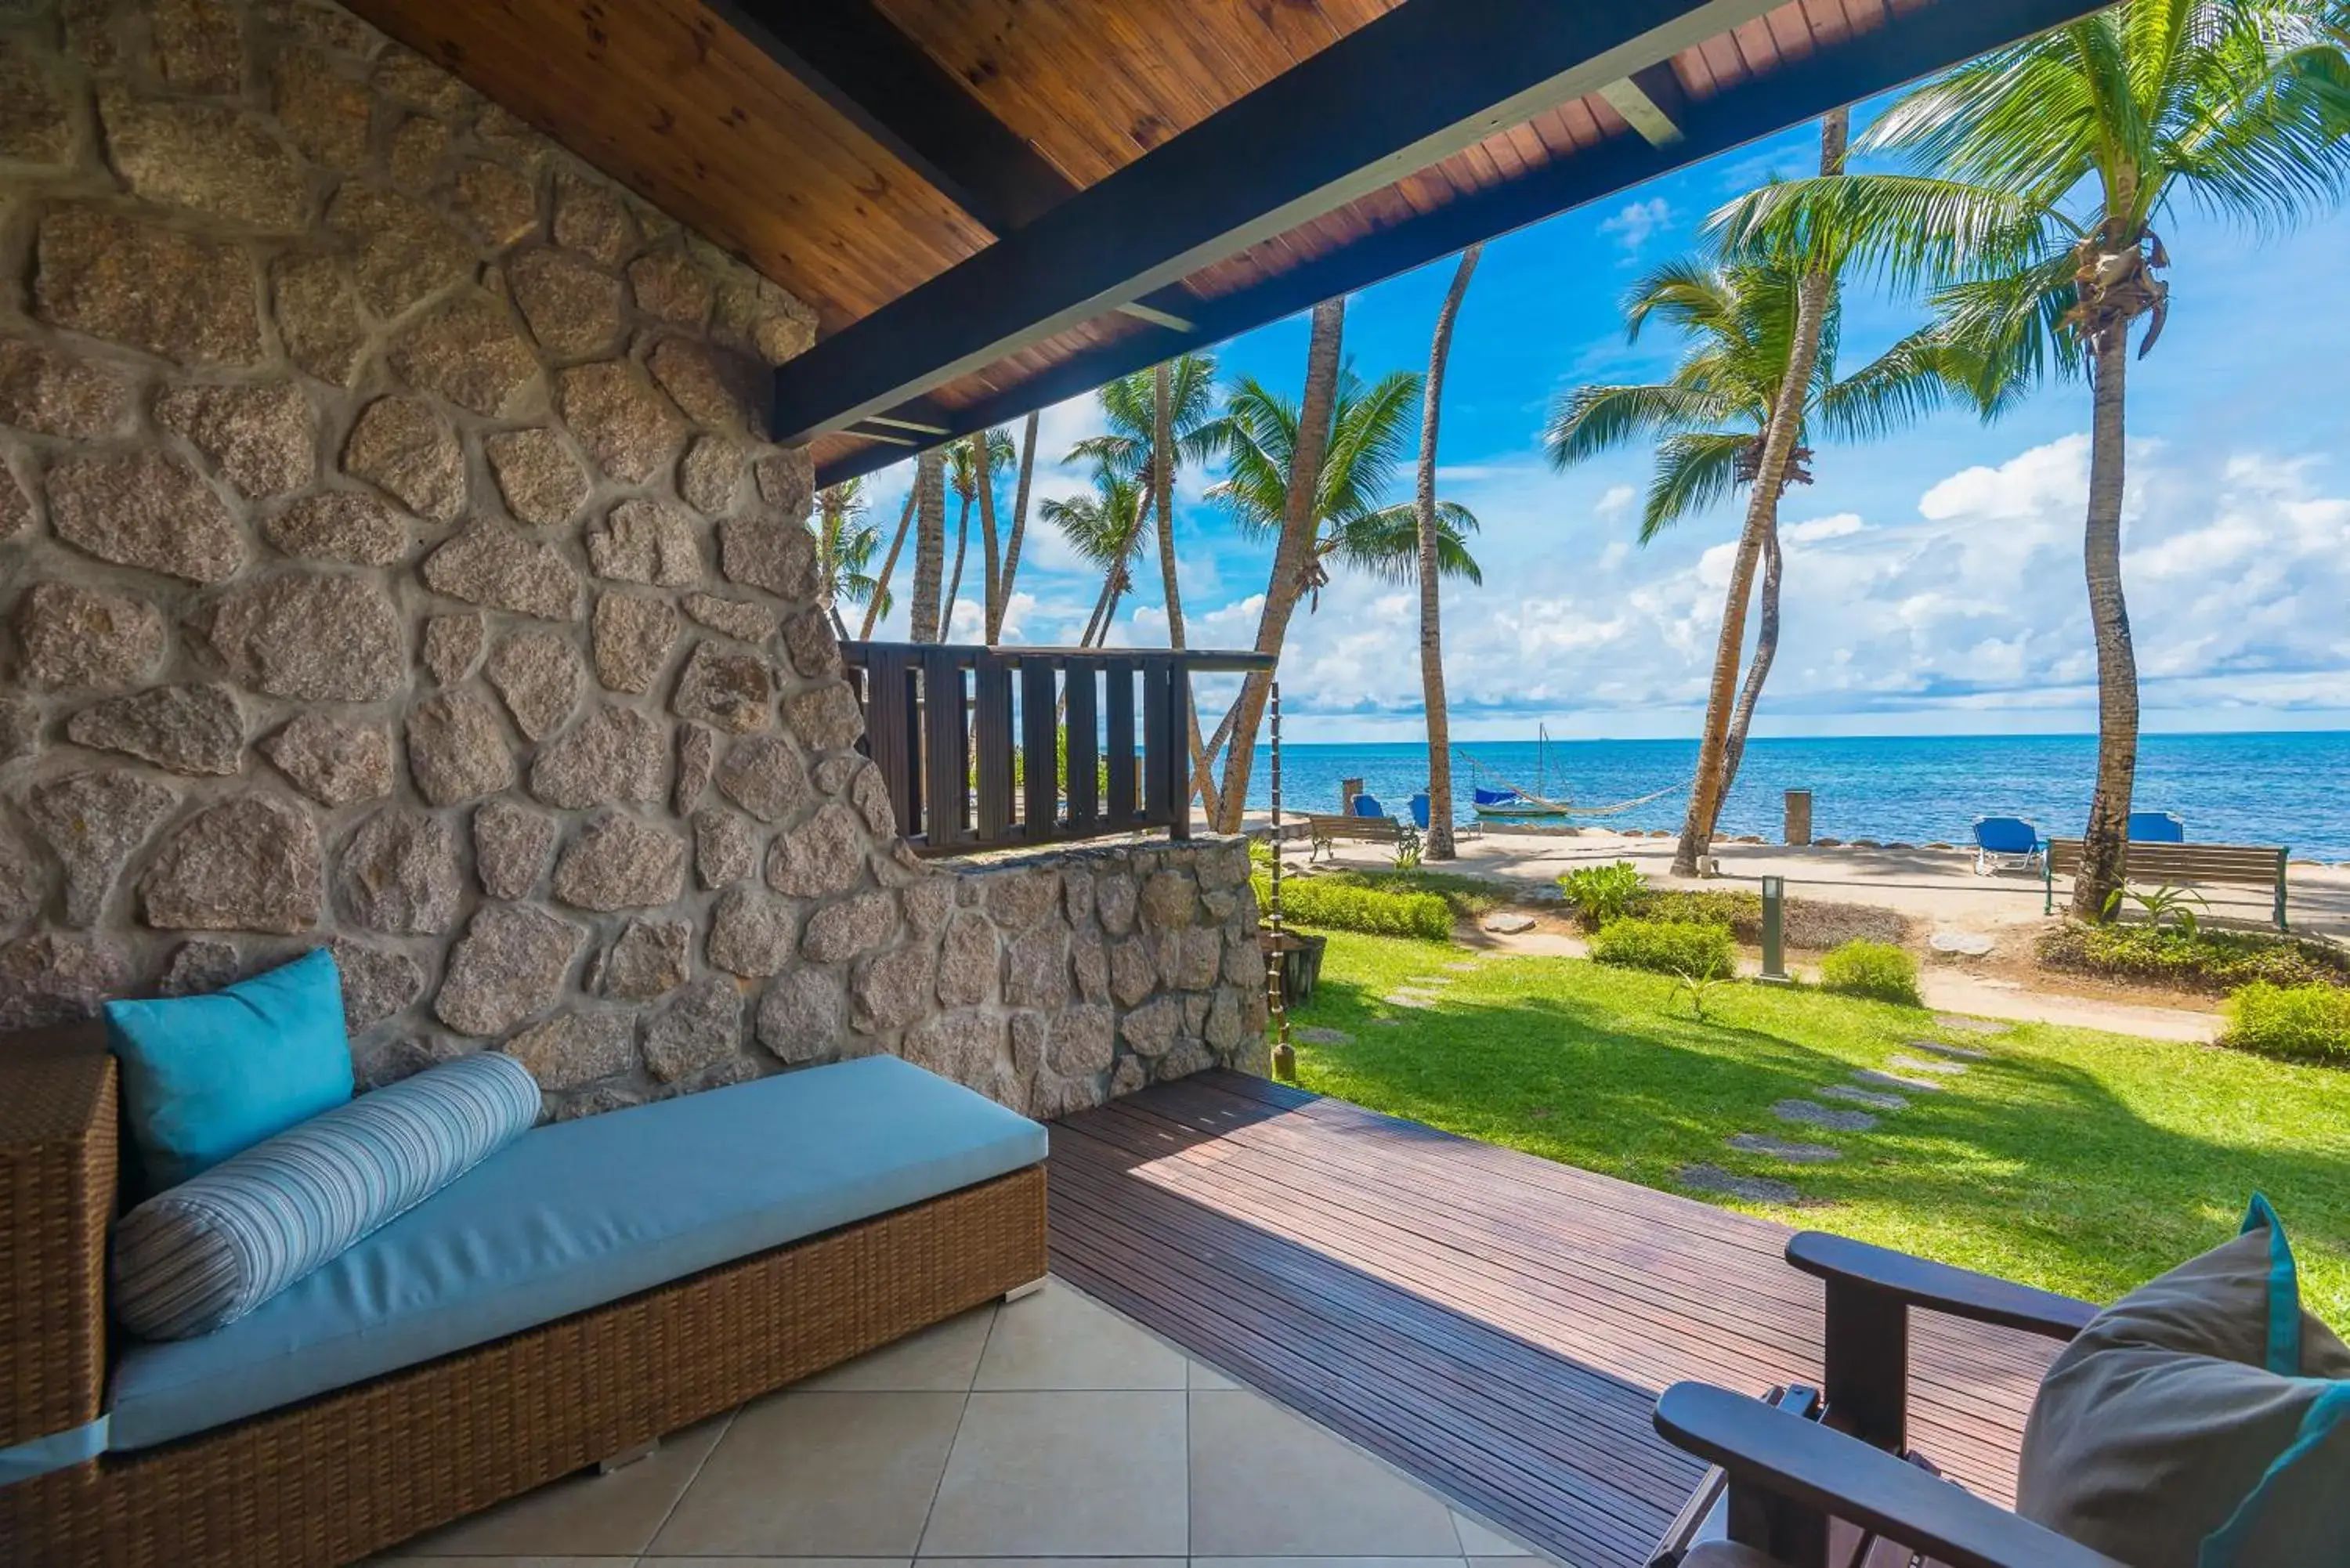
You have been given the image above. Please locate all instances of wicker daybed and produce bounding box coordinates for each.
[0,1024,1050,1567]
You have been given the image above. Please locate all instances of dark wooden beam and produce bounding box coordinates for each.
[809,0,2112,490]
[1600,62,1690,148]
[773,0,1795,443]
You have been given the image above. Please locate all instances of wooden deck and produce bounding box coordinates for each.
[1049,1071,2061,1568]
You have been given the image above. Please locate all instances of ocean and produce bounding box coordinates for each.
[1241,732,2350,862]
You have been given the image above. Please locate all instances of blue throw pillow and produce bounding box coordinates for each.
[106,948,355,1196]
[112,1051,541,1339]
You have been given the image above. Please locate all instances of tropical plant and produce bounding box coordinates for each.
[1037,466,1151,648]
[1668,965,1731,1023]
[1068,355,1224,641]
[1249,870,1455,942]
[860,487,918,640]
[1414,243,1483,860]
[1715,2,2350,916]
[1559,860,1647,924]
[1591,916,1735,977]
[1391,821,1423,871]
[942,427,1015,638]
[2105,879,2210,938]
[1549,114,1958,875]
[2222,981,2350,1063]
[1819,939,1922,1004]
[992,410,1040,641]
[811,477,887,637]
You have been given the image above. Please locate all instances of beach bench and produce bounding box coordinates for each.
[2044,836,2292,929]
[1304,812,1402,862]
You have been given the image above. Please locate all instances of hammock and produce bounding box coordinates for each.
[1452,751,1686,818]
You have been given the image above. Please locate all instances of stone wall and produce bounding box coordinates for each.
[0,0,1265,1121]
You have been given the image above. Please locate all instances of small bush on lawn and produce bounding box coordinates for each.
[2037,922,2350,996]
[1637,888,1759,931]
[1252,869,1452,941]
[1560,861,1646,925]
[1591,917,1734,978]
[1819,940,1922,1004]
[1318,867,1509,919]
[2222,983,2350,1064]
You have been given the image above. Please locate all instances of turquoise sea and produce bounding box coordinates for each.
[1242,732,2350,862]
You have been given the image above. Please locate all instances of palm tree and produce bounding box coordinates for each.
[1068,355,1224,648]
[859,487,918,640]
[944,428,1015,636]
[1413,242,1483,861]
[1716,2,2350,916]
[992,410,1040,641]
[1550,151,1954,873]
[1206,331,1484,829]
[812,477,888,638]
[909,447,946,643]
[1037,467,1151,648]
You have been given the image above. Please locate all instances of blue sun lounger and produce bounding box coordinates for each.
[1971,816,2044,876]
[2127,811,2185,843]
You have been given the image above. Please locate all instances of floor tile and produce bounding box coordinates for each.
[1187,1357,1241,1390]
[921,1559,1185,1568]
[974,1278,1188,1390]
[1195,1559,1467,1568]
[797,1303,997,1391]
[645,1560,912,1566]
[649,1391,964,1558]
[920,1389,1189,1556]
[381,1415,728,1557]
[1452,1509,1535,1556]
[1188,1389,1461,1558]
[371,1558,634,1566]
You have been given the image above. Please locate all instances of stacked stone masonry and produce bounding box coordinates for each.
[0,0,1267,1121]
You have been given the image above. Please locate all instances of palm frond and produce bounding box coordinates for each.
[1641,432,1751,541]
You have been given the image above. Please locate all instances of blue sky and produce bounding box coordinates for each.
[858,102,2350,745]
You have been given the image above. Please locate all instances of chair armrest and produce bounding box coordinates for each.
[1654,1382,2127,1568]
[0,1024,117,1453]
[1787,1233,2096,1341]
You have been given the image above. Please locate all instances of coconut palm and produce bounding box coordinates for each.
[1037,467,1152,649]
[1068,354,1224,649]
[909,447,947,643]
[1413,242,1483,861]
[812,477,888,638]
[992,410,1040,641]
[1715,1,2350,916]
[944,427,1016,637]
[1206,338,1484,829]
[1549,171,1958,869]
[859,487,918,641]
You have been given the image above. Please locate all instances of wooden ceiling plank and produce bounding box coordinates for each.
[771,0,1797,443]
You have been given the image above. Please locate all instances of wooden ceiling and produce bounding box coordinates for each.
[349,0,2111,486]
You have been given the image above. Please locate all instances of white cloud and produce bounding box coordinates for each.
[1596,483,1637,523]
[1598,197,1672,259]
[1783,512,1865,543]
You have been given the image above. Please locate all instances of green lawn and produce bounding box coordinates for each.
[1287,931,2350,1321]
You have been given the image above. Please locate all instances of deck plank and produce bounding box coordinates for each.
[1050,1071,2059,1568]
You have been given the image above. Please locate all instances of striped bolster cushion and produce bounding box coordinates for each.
[113,1052,540,1341]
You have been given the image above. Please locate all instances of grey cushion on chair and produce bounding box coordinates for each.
[2017,1197,2350,1568]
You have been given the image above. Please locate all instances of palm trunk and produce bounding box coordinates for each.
[994,411,1039,640]
[976,435,1001,641]
[1719,518,1781,795]
[944,493,973,632]
[1672,270,1831,876]
[1673,110,1845,875]
[2070,331,2138,920]
[1415,244,1481,861]
[1152,363,1185,648]
[909,449,946,643]
[860,490,918,641]
[1216,296,1345,833]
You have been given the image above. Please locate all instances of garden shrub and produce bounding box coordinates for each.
[1318,867,1509,919]
[2037,922,2350,997]
[1637,888,1759,931]
[1560,861,1646,925]
[1252,869,1452,941]
[1590,917,1734,978]
[2222,983,2350,1064]
[1819,939,1922,1004]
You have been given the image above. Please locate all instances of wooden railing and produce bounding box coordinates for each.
[841,642,1275,855]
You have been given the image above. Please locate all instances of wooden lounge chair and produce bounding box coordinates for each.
[1649,1231,2112,1568]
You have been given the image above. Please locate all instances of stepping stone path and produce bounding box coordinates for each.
[1382,992,1443,1008]
[1929,929,1997,956]
[1853,1067,1945,1093]
[1482,913,1538,934]
[1728,1133,1841,1163]
[1292,1027,1353,1046]
[1934,1014,2014,1035]
[1678,1163,1802,1205]
[1889,1053,1969,1077]
[1773,1098,1878,1133]
[1441,961,1480,973]
[1820,1083,1907,1111]
[1906,1038,1990,1060]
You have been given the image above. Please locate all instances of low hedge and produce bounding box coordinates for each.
[1251,869,1453,942]
[2222,982,2350,1064]
[1316,868,1509,919]
[2037,922,2350,997]
[1818,939,1922,1004]
[1567,885,1907,951]
[1590,917,1734,978]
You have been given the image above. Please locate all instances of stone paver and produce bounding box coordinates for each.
[1933,1013,2014,1035]
[1772,1098,1878,1133]
[1482,913,1537,934]
[1820,1083,1907,1112]
[1906,1038,1990,1060]
[1293,1026,1353,1046]
[1726,1133,1841,1163]
[1678,1163,1801,1204]
[1888,1054,1969,1077]
[1853,1067,1944,1093]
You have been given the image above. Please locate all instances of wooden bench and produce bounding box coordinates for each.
[1303,812,1401,861]
[2044,837,2292,928]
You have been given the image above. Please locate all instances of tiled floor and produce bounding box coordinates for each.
[378,1277,1563,1568]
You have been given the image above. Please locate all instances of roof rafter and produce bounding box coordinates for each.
[808,0,2116,490]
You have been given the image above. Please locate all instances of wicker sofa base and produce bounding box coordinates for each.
[2,1162,1047,1568]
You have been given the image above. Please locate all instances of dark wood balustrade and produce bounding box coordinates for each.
[841,642,1274,855]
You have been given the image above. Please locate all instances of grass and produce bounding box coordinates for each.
[1287,932,2350,1321]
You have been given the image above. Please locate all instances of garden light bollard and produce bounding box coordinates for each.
[1759,875,1791,985]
